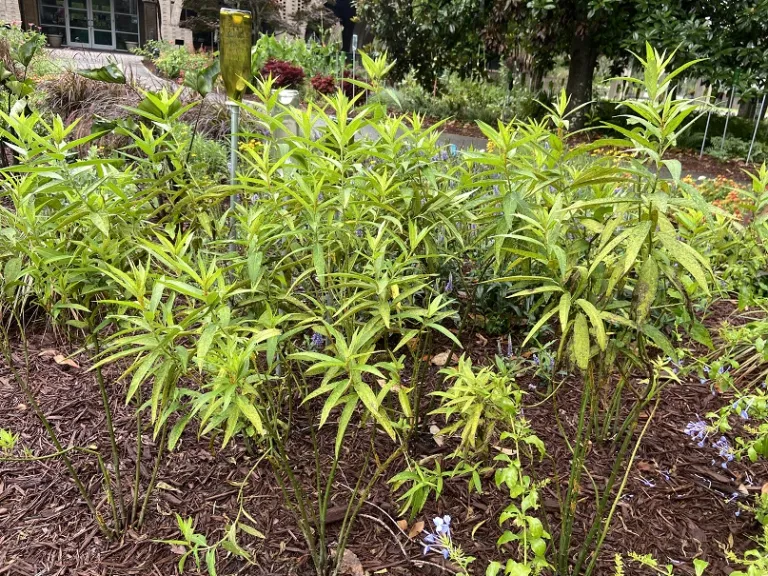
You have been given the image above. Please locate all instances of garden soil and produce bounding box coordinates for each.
[1,301,766,576]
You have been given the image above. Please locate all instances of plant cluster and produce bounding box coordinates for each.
[2,44,768,576]
[134,40,214,80]
[251,34,339,78]
[376,71,544,126]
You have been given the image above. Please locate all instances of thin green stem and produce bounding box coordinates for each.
[90,326,126,531]
[138,421,167,527]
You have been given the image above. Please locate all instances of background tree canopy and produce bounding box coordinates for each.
[358,0,768,126]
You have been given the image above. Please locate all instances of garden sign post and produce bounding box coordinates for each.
[220,8,252,222]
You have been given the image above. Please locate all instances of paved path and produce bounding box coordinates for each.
[45,48,173,90]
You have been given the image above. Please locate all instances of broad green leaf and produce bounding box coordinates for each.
[205,548,217,576]
[335,397,357,457]
[196,323,217,365]
[658,232,710,294]
[632,256,658,326]
[642,324,676,360]
[78,61,126,84]
[558,292,571,333]
[622,221,651,274]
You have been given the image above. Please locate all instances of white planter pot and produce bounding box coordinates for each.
[279,88,300,107]
[124,41,138,52]
[48,34,63,48]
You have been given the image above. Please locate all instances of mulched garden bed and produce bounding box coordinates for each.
[1,301,765,576]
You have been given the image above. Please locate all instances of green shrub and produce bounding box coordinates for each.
[250,34,340,78]
[135,40,213,80]
[376,70,545,124]
[706,136,765,163]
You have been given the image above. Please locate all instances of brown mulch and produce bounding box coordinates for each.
[1,301,766,576]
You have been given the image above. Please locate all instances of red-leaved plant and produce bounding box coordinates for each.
[341,70,367,100]
[261,59,305,89]
[310,74,336,95]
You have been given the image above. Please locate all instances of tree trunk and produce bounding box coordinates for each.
[738,97,756,119]
[565,19,597,130]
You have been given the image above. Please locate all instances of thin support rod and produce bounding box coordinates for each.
[721,85,737,151]
[700,88,714,159]
[228,101,240,249]
[747,93,767,164]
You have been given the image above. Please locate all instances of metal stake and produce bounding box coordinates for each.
[700,86,714,159]
[228,100,240,247]
[351,33,358,100]
[721,85,737,151]
[747,93,766,164]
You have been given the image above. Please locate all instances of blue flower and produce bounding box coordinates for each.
[433,515,451,535]
[445,273,453,293]
[506,335,513,358]
[442,549,450,560]
[355,228,363,238]
[424,533,436,544]
[712,436,735,468]
[684,420,709,443]
[533,354,540,367]
[703,365,711,374]
[310,332,325,349]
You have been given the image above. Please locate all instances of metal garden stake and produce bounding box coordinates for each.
[747,93,767,164]
[351,33,358,100]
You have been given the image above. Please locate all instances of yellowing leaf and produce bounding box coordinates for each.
[632,256,658,326]
[239,522,266,539]
[236,396,265,436]
[573,313,590,371]
[53,354,79,369]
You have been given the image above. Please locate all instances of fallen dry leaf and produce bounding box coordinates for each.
[408,520,425,539]
[53,354,79,369]
[377,378,401,392]
[636,461,655,473]
[396,519,408,532]
[38,349,58,358]
[156,481,181,493]
[338,549,365,576]
[763,483,768,495]
[429,424,445,448]
[430,351,458,366]
[738,483,749,496]
[169,544,186,555]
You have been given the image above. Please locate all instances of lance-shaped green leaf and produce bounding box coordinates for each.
[78,61,127,84]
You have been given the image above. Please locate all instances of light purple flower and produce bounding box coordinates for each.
[310,332,325,349]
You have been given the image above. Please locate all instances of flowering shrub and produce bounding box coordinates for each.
[260,59,305,89]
